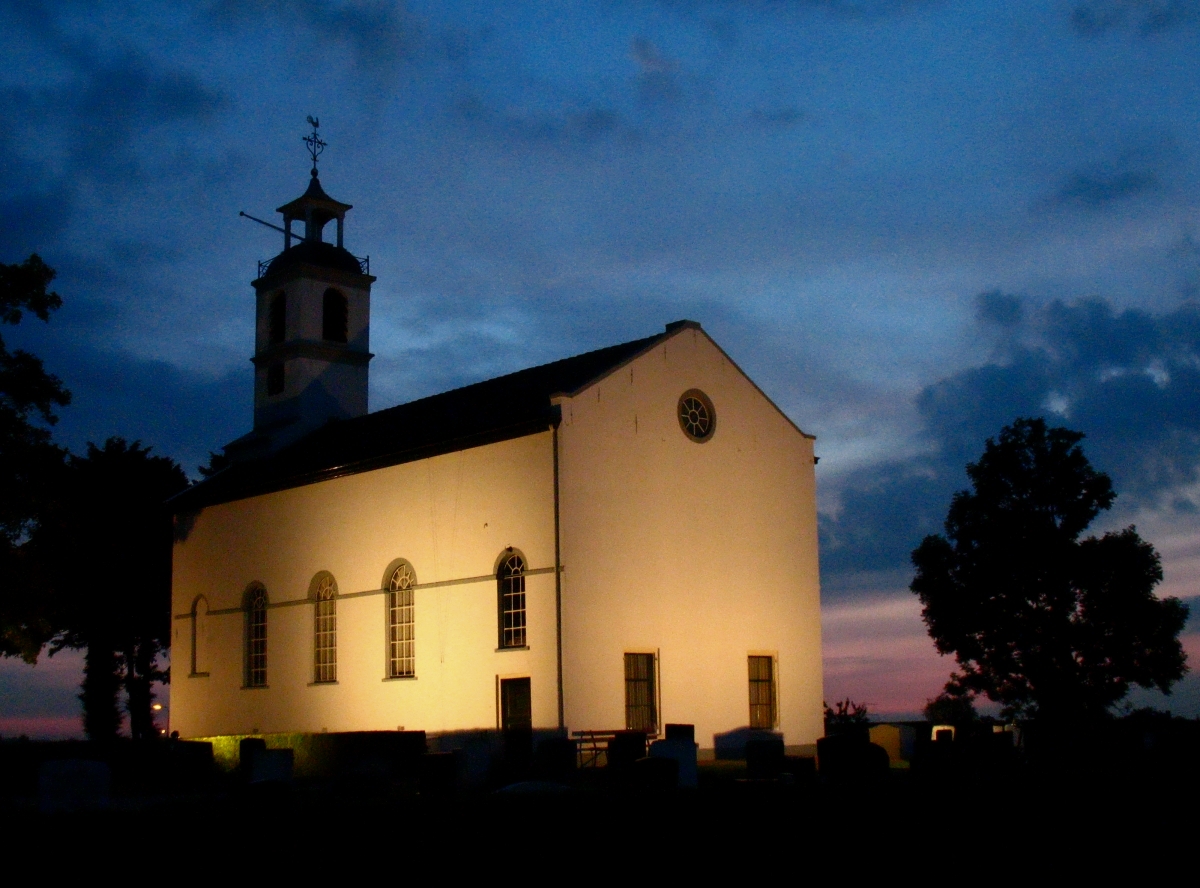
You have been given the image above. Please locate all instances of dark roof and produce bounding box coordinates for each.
[276,174,353,216]
[174,327,678,510]
[264,241,364,278]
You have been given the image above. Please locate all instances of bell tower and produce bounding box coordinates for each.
[227,118,376,460]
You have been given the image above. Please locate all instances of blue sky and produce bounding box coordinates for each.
[3,0,1199,734]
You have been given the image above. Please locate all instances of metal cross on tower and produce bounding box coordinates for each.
[303,115,326,177]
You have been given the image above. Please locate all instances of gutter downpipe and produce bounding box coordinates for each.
[551,410,565,731]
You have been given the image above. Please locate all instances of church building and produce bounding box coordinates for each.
[169,146,824,754]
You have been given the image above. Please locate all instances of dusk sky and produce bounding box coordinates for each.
[3,0,1200,737]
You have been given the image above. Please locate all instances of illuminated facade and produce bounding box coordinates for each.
[169,173,823,752]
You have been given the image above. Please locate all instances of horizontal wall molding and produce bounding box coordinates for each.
[175,565,560,620]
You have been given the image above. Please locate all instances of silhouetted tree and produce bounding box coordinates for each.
[197,450,230,478]
[924,690,978,726]
[0,255,70,661]
[911,418,1189,723]
[30,439,189,740]
[824,698,871,735]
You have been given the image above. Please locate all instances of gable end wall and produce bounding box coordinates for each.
[557,327,823,748]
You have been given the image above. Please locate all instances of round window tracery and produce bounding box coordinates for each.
[677,389,716,442]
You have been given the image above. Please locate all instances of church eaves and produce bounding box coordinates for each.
[172,326,677,510]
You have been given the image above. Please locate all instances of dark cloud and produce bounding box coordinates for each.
[209,0,417,73]
[1055,169,1159,206]
[437,24,486,64]
[1169,232,1200,299]
[0,0,62,37]
[750,106,805,126]
[0,12,226,260]
[63,56,226,183]
[819,466,949,573]
[0,189,74,260]
[456,93,623,144]
[658,0,937,17]
[1048,145,1170,209]
[820,295,1200,591]
[705,16,740,46]
[632,37,683,105]
[1071,0,1199,35]
[975,290,1023,328]
[798,0,936,13]
[5,305,248,476]
[73,371,245,478]
[50,345,247,479]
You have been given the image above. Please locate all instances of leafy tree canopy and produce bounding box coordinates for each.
[197,449,231,478]
[31,438,190,739]
[923,690,978,726]
[0,257,191,738]
[0,254,70,660]
[911,418,1189,722]
[0,254,70,540]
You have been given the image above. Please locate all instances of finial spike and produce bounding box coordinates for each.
[303,116,326,178]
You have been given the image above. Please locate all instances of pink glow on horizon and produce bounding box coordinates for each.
[822,589,1200,720]
[0,650,86,740]
[0,716,82,740]
[0,649,169,741]
[822,593,950,718]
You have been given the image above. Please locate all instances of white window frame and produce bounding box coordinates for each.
[245,585,268,688]
[748,653,779,729]
[313,574,338,684]
[387,561,416,678]
[624,651,659,735]
[497,552,527,649]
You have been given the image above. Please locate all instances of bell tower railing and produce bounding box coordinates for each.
[257,254,368,279]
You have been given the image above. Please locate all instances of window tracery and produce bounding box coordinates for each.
[245,585,268,688]
[388,561,416,678]
[313,574,338,683]
[677,389,716,442]
[497,552,526,649]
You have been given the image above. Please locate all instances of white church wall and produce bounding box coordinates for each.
[557,325,823,750]
[170,432,558,738]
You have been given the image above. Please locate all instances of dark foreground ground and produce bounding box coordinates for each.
[2,757,1195,874]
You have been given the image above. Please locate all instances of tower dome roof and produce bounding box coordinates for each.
[264,240,364,278]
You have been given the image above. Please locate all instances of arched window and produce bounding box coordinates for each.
[244,585,268,688]
[190,595,210,677]
[268,291,286,344]
[387,561,416,678]
[497,551,526,649]
[322,288,348,343]
[313,573,338,683]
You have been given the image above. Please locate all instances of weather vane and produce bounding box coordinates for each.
[303,115,326,177]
